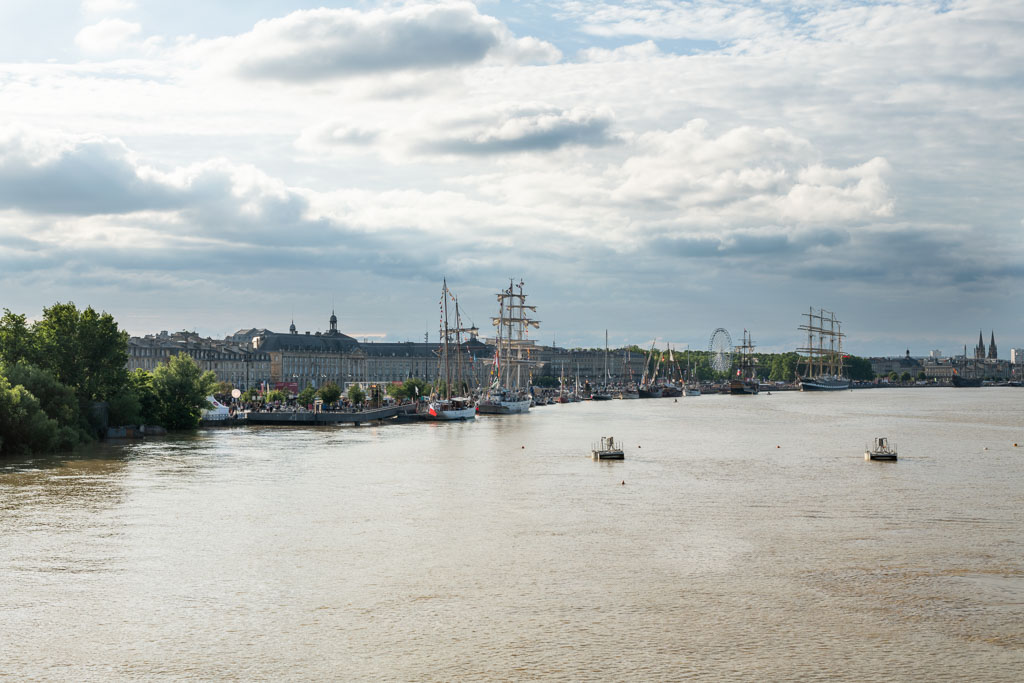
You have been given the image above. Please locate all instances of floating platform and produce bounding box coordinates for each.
[592,436,625,460]
[865,436,898,461]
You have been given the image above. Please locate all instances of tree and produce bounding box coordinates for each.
[240,388,257,403]
[265,389,287,403]
[0,375,78,456]
[900,371,912,384]
[845,355,875,381]
[917,371,927,381]
[126,369,160,425]
[386,378,430,401]
[1,361,83,437]
[297,385,316,406]
[347,383,366,405]
[32,302,129,403]
[888,371,899,382]
[0,309,37,367]
[318,382,341,405]
[151,353,218,430]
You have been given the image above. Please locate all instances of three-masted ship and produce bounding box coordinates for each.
[797,307,850,391]
[421,279,477,420]
[476,279,538,414]
[729,329,759,395]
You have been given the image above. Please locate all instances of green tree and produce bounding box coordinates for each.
[917,371,927,381]
[0,375,78,456]
[32,302,129,402]
[386,378,430,401]
[347,383,366,405]
[265,389,287,403]
[126,369,160,425]
[318,382,342,405]
[240,388,257,403]
[0,309,37,367]
[888,371,899,382]
[151,353,218,430]
[297,385,316,406]
[1,361,81,433]
[900,371,912,383]
[845,355,875,381]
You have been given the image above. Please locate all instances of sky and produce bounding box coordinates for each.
[0,0,1021,357]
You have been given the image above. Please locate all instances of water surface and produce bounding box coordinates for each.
[2,389,1022,680]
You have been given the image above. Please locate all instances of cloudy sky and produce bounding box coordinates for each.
[1,0,1021,356]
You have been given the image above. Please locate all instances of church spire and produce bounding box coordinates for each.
[975,330,985,359]
[988,330,997,359]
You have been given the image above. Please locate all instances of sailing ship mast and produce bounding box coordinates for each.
[490,279,540,392]
[798,307,845,378]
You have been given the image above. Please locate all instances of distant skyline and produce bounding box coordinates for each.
[1,1,1021,357]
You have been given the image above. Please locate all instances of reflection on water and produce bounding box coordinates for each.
[2,389,1022,679]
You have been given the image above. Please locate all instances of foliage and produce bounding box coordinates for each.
[386,378,430,401]
[900,371,912,383]
[532,375,560,388]
[0,309,37,367]
[0,375,79,456]
[297,385,316,406]
[215,381,235,396]
[1,361,81,432]
[126,369,160,425]
[318,382,342,405]
[888,371,899,381]
[240,388,257,403]
[151,353,218,430]
[845,355,875,381]
[917,371,927,381]
[32,302,129,403]
[265,389,287,403]
[347,383,366,405]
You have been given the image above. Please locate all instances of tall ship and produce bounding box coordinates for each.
[421,279,476,420]
[797,307,850,391]
[729,329,759,395]
[476,279,538,414]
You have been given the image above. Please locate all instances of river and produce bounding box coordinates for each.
[2,388,1022,680]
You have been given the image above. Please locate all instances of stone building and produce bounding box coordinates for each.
[127,331,271,389]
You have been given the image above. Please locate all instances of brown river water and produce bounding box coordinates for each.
[2,388,1022,681]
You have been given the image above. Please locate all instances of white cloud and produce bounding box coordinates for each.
[202,2,560,82]
[74,18,142,54]
[578,41,661,63]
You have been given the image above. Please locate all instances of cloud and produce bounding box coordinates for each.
[298,104,618,159]
[74,18,141,54]
[416,105,619,156]
[578,41,661,63]
[0,127,181,214]
[217,3,560,82]
[611,120,892,225]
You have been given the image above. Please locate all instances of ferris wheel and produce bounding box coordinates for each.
[708,328,733,373]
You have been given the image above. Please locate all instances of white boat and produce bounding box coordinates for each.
[591,436,625,460]
[684,385,701,396]
[477,389,531,414]
[423,397,476,421]
[865,437,898,461]
[201,395,231,421]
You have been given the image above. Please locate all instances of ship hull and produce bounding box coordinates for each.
[729,380,759,395]
[423,404,476,420]
[950,375,982,388]
[476,398,531,414]
[799,377,851,391]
